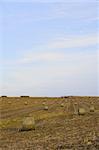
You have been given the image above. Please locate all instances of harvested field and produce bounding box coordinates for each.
[0,96,99,150]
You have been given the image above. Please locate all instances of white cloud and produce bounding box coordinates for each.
[20,51,65,64]
[16,34,98,64]
[1,34,98,67]
[1,50,98,96]
[50,34,98,49]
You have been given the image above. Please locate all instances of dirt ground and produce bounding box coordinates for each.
[0,96,99,150]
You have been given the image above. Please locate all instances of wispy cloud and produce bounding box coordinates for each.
[49,34,98,49]
[0,34,98,67]
[18,34,98,64]
[19,51,65,64]
[1,50,98,96]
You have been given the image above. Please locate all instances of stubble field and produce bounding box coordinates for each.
[0,96,99,150]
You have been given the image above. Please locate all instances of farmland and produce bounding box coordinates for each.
[0,96,99,150]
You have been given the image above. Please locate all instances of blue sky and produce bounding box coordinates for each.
[0,1,99,96]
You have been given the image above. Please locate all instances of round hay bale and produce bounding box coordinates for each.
[42,102,46,105]
[90,105,95,112]
[8,101,11,104]
[44,106,48,110]
[24,101,28,105]
[61,103,64,107]
[20,116,35,131]
[74,102,77,105]
[78,108,86,115]
[87,141,92,146]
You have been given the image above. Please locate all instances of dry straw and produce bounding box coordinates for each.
[90,105,95,112]
[60,103,64,107]
[20,116,35,131]
[44,106,48,110]
[78,108,86,115]
[24,101,28,105]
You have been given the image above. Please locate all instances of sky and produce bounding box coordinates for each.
[0,0,99,96]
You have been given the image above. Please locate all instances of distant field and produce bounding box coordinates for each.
[0,96,99,150]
